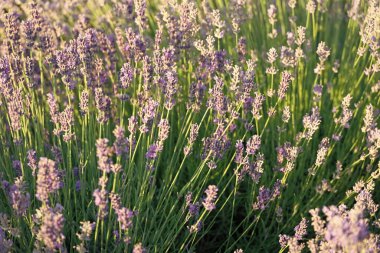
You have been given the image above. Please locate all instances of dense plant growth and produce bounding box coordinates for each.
[0,0,379,252]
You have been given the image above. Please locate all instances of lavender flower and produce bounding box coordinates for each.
[189,220,203,233]
[7,177,30,216]
[27,149,38,175]
[116,207,135,231]
[251,93,265,119]
[47,93,59,124]
[74,221,95,252]
[252,186,272,210]
[294,218,308,240]
[96,138,113,173]
[158,119,170,144]
[324,205,369,250]
[120,62,134,89]
[134,0,147,31]
[202,185,218,211]
[185,192,200,218]
[282,106,291,123]
[36,204,65,251]
[207,76,228,116]
[133,242,147,253]
[146,143,161,160]
[246,135,261,155]
[95,88,112,124]
[139,97,158,133]
[302,107,321,140]
[362,104,375,133]
[113,125,128,156]
[335,94,353,128]
[314,137,330,168]
[93,188,108,219]
[79,90,89,115]
[184,123,200,156]
[36,158,63,203]
[316,41,330,63]
[55,39,80,89]
[253,180,282,210]
[0,226,13,252]
[202,121,231,162]
[235,140,245,165]
[278,71,293,100]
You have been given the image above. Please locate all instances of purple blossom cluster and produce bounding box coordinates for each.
[36,157,63,203]
[202,185,219,211]
[35,204,65,252]
[0,0,379,252]
[280,181,380,253]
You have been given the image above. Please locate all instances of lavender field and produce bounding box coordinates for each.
[0,0,379,252]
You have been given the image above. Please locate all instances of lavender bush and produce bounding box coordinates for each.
[0,0,379,252]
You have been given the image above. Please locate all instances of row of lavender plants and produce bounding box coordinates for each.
[0,0,379,252]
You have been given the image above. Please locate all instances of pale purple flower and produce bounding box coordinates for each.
[12,160,22,177]
[202,120,231,162]
[116,207,135,231]
[158,119,170,144]
[163,70,178,110]
[133,242,147,253]
[280,46,296,67]
[128,116,139,134]
[253,180,282,210]
[37,204,65,251]
[246,135,261,155]
[134,0,147,30]
[79,90,89,115]
[110,192,122,211]
[21,20,36,48]
[324,205,369,249]
[313,84,323,97]
[252,186,272,210]
[139,97,158,133]
[362,104,375,133]
[55,40,80,89]
[282,106,291,123]
[279,234,290,247]
[235,140,245,164]
[251,92,265,119]
[189,220,203,233]
[27,149,38,175]
[146,143,161,160]
[36,158,63,203]
[267,48,278,64]
[95,88,111,124]
[4,12,20,48]
[187,80,206,111]
[278,71,293,100]
[302,107,321,140]
[2,177,30,217]
[120,62,134,89]
[316,41,330,63]
[125,28,146,61]
[207,76,228,116]
[96,138,113,173]
[51,146,63,164]
[336,94,353,128]
[0,226,13,252]
[202,185,218,211]
[315,137,330,168]
[294,218,308,240]
[113,125,128,156]
[185,192,200,217]
[184,123,200,155]
[93,188,108,219]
